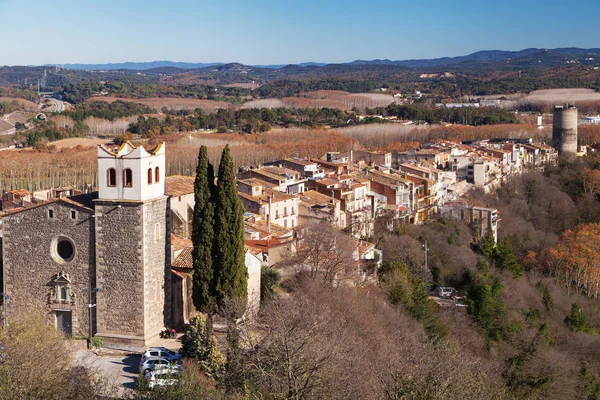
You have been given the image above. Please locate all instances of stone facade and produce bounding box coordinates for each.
[142,196,170,340]
[2,201,95,337]
[94,196,170,346]
[95,200,146,342]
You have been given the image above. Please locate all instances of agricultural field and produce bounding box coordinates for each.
[242,90,399,111]
[337,122,550,150]
[50,137,113,149]
[518,88,600,105]
[471,88,600,113]
[222,82,261,89]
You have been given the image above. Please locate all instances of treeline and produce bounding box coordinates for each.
[61,81,251,104]
[368,103,520,125]
[256,78,389,97]
[0,87,39,102]
[128,107,357,136]
[22,119,88,147]
[63,100,155,121]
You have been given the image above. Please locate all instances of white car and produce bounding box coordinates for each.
[140,347,182,364]
[144,369,180,389]
[139,356,182,374]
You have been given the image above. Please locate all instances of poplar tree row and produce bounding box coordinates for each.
[192,144,248,317]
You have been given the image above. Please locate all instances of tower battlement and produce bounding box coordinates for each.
[97,142,165,201]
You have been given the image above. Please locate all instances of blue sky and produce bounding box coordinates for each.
[0,0,597,65]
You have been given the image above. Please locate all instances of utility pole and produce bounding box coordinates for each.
[423,240,429,271]
[81,287,101,349]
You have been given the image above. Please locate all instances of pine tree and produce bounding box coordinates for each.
[192,146,217,315]
[213,145,248,313]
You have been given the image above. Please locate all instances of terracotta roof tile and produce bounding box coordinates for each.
[172,247,193,269]
[165,175,195,197]
[171,234,192,251]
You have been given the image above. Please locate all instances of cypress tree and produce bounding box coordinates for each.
[192,146,217,315]
[213,145,248,313]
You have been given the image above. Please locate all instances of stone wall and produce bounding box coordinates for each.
[142,196,170,340]
[2,202,94,337]
[95,200,145,340]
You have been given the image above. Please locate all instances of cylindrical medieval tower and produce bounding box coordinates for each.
[552,105,578,158]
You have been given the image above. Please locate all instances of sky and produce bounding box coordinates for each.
[0,0,598,65]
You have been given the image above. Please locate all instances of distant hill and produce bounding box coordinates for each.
[348,48,600,68]
[56,61,224,71]
[36,47,600,72]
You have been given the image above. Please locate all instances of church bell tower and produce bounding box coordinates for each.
[94,142,170,346]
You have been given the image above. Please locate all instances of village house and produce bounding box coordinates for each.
[243,214,296,267]
[298,189,346,229]
[238,165,306,194]
[266,158,325,179]
[238,179,300,230]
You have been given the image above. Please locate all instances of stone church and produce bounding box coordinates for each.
[0,142,260,347]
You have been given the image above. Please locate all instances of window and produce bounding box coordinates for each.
[155,167,160,183]
[107,168,117,187]
[70,210,77,220]
[147,168,153,185]
[154,223,161,243]
[48,208,54,219]
[57,240,75,262]
[50,272,73,304]
[284,219,287,228]
[123,168,133,187]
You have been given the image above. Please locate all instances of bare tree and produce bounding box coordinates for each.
[290,221,358,283]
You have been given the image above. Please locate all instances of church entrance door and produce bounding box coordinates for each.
[56,310,72,337]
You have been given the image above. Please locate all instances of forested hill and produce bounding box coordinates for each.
[25,47,600,71]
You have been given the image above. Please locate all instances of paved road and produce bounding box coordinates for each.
[48,97,65,112]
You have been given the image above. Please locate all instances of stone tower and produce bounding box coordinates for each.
[94,142,170,347]
[552,105,578,159]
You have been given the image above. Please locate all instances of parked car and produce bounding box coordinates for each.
[139,356,183,374]
[144,369,180,389]
[140,347,182,363]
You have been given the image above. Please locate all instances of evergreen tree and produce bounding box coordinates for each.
[192,146,217,315]
[213,145,248,313]
[496,236,523,279]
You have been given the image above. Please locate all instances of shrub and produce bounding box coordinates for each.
[260,266,279,301]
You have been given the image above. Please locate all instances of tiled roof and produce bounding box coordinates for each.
[172,247,193,269]
[2,197,94,217]
[10,189,30,197]
[165,175,195,196]
[238,187,297,205]
[171,234,192,251]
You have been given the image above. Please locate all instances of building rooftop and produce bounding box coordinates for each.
[165,175,195,197]
[172,247,193,269]
[300,190,340,207]
[238,187,297,205]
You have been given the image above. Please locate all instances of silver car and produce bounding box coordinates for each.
[140,347,182,364]
[144,369,180,389]
[139,356,182,374]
